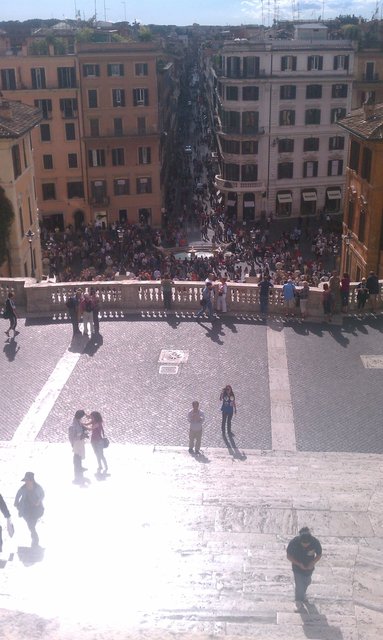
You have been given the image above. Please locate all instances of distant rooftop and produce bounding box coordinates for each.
[0,98,42,139]
[337,103,383,141]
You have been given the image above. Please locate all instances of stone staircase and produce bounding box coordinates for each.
[0,443,381,639]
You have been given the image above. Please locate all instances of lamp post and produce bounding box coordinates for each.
[117,227,125,275]
[342,232,351,274]
[25,229,35,278]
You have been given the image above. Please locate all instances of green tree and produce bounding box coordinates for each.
[0,187,14,267]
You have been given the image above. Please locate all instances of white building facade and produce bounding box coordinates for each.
[210,25,355,221]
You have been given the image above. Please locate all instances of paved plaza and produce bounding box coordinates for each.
[0,313,382,638]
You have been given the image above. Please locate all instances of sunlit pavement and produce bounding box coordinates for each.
[0,441,382,639]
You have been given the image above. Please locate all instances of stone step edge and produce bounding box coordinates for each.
[0,441,382,461]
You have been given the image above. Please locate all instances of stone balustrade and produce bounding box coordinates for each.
[0,277,382,320]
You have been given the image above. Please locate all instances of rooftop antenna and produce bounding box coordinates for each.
[261,0,264,27]
[122,1,127,21]
[94,0,97,24]
[104,0,109,22]
[322,0,325,20]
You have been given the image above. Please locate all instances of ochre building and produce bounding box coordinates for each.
[338,102,383,278]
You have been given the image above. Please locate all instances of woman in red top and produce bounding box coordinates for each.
[87,411,108,474]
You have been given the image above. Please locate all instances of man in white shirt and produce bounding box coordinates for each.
[187,401,205,455]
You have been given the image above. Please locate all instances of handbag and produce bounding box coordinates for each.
[102,437,110,448]
[2,310,9,319]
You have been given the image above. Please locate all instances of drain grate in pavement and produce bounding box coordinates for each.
[159,365,179,375]
[361,355,383,369]
[158,349,189,364]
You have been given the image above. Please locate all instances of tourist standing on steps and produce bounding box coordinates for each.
[80,292,94,337]
[216,276,228,313]
[196,281,213,320]
[187,401,205,455]
[4,292,18,337]
[366,270,379,312]
[220,385,237,437]
[161,273,173,310]
[0,494,14,553]
[68,409,88,485]
[66,289,82,336]
[86,411,108,474]
[14,472,45,548]
[329,271,341,314]
[287,527,322,606]
[89,287,100,335]
[322,283,333,323]
[356,278,369,311]
[258,276,273,316]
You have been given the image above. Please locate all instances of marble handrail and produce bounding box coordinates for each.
[0,278,381,318]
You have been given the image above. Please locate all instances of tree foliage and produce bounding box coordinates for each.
[0,187,14,267]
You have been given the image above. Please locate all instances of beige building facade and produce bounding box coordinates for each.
[0,27,170,230]
[0,97,42,278]
[207,24,355,222]
[352,49,383,109]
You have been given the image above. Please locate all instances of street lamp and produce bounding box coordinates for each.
[25,229,35,278]
[342,232,351,274]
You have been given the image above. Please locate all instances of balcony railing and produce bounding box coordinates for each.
[61,110,78,119]
[214,68,267,80]
[218,126,265,137]
[362,72,380,82]
[1,278,382,320]
[90,196,110,206]
[215,175,266,192]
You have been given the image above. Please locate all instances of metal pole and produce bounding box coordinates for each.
[29,240,35,278]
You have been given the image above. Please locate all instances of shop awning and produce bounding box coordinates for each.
[302,191,317,202]
[277,193,292,203]
[244,201,255,208]
[227,199,236,206]
[327,189,341,200]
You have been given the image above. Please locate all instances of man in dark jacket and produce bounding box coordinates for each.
[287,527,322,605]
[14,472,44,547]
[66,289,82,336]
[366,271,379,312]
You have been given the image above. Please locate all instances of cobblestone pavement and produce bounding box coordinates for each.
[1,314,383,452]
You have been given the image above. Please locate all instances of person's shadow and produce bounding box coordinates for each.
[17,545,45,566]
[297,601,343,639]
[223,432,247,461]
[3,337,20,361]
[200,318,225,345]
[84,333,104,357]
[192,451,210,464]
